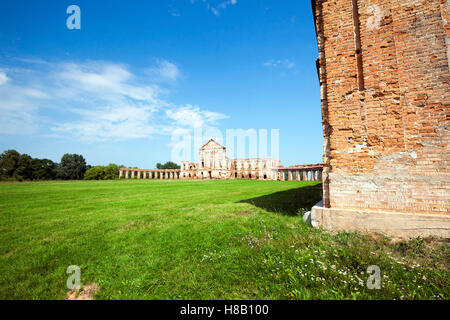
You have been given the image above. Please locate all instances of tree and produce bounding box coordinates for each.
[58,154,87,180]
[104,164,119,180]
[0,150,21,178]
[84,166,105,180]
[156,161,180,169]
[14,154,33,181]
[84,164,120,180]
[31,158,57,180]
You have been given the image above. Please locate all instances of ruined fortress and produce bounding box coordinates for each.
[119,139,324,181]
[180,139,281,180]
[310,0,450,237]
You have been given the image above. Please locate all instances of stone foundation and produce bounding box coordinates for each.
[309,201,450,239]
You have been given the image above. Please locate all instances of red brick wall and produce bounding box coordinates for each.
[313,0,449,214]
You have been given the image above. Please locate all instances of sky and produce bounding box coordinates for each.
[0,0,322,168]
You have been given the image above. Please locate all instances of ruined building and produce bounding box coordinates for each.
[119,139,324,181]
[180,139,281,180]
[310,0,449,237]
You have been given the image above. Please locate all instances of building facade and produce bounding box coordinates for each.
[311,0,450,238]
[118,139,323,181]
[180,139,281,180]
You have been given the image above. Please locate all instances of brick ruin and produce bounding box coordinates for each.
[278,164,324,181]
[310,0,449,238]
[181,139,281,180]
[119,139,324,181]
[119,169,181,180]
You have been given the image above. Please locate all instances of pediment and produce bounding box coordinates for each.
[200,139,225,151]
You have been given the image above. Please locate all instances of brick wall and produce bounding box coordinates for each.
[313,0,450,214]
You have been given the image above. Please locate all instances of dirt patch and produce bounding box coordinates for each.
[366,232,391,244]
[236,210,253,216]
[385,237,449,270]
[66,283,99,300]
[118,220,149,233]
[1,249,16,258]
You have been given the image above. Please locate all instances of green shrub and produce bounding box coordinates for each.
[104,164,120,180]
[84,166,105,180]
[57,154,87,180]
[84,164,120,180]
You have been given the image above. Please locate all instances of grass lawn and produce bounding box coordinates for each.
[0,179,448,300]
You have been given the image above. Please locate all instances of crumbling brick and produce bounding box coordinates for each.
[312,0,449,214]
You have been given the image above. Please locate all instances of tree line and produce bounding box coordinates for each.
[156,161,180,169]
[0,149,179,181]
[0,150,86,181]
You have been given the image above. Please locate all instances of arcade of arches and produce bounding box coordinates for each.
[119,139,323,182]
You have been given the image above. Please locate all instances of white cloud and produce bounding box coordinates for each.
[149,59,181,82]
[166,105,228,164]
[45,61,164,142]
[145,59,181,83]
[263,59,296,69]
[56,62,160,102]
[165,104,228,128]
[0,71,9,85]
[213,0,238,16]
[191,0,238,16]
[211,8,220,16]
[218,0,237,9]
[0,70,46,134]
[53,105,158,141]
[0,59,227,142]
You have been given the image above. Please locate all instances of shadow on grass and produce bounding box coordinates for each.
[239,184,323,216]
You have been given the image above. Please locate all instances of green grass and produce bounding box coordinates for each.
[0,180,448,300]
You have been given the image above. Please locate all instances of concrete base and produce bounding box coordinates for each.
[309,201,450,239]
[302,210,312,226]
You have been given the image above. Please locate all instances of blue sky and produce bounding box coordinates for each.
[0,0,322,168]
